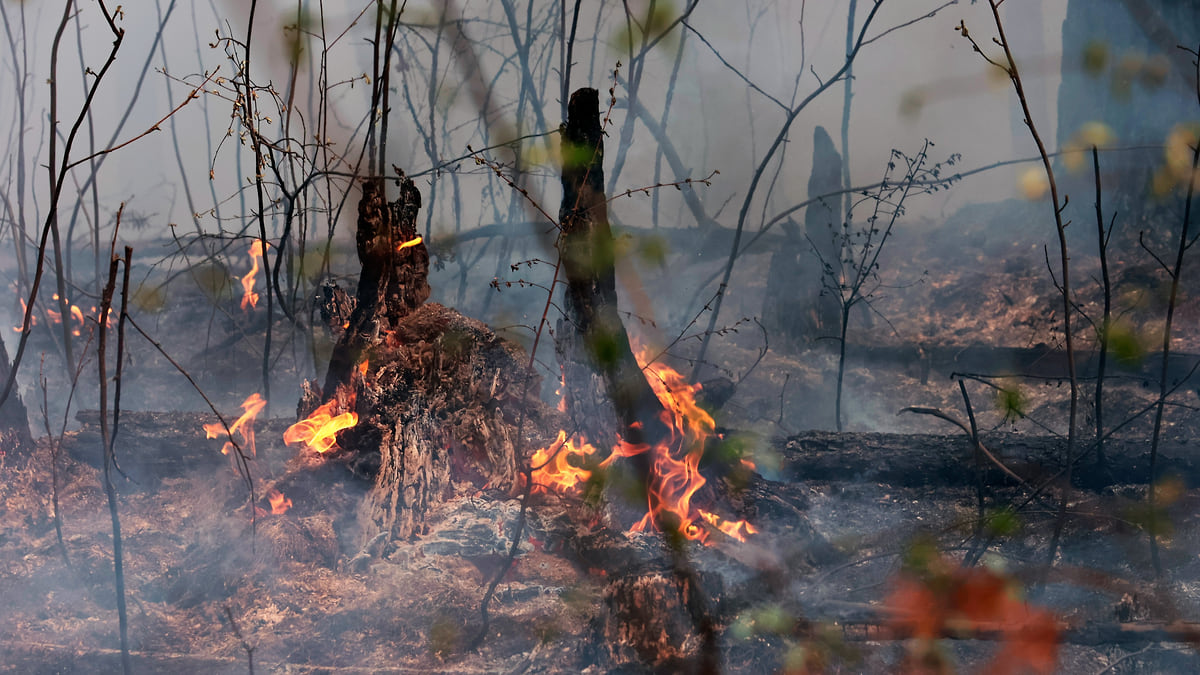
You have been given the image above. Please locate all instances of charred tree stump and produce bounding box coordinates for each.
[322,175,430,398]
[555,87,717,673]
[296,175,545,550]
[763,125,842,347]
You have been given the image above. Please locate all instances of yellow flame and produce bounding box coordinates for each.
[240,240,266,311]
[203,393,267,459]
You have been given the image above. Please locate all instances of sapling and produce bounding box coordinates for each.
[812,140,958,431]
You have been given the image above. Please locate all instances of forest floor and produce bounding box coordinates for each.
[2,197,1200,672]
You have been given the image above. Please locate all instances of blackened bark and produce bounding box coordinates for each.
[322,175,430,398]
[556,88,718,674]
[556,88,668,451]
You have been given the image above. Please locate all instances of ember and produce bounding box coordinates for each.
[268,489,293,515]
[396,235,423,251]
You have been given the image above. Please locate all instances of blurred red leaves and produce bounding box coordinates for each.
[885,553,1059,674]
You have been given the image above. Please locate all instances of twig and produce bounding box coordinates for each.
[223,605,256,675]
[96,209,130,674]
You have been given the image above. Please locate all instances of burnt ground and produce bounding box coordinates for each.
[1,197,1200,673]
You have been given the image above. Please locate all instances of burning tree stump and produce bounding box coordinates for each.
[554,87,720,672]
[296,174,549,549]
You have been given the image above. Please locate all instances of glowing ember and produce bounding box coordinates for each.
[203,393,267,459]
[284,395,358,454]
[396,235,423,251]
[240,240,266,311]
[268,489,293,515]
[531,344,756,545]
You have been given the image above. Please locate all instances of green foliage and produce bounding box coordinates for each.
[283,10,314,67]
[586,329,622,370]
[1082,41,1108,76]
[192,262,232,303]
[634,233,669,268]
[995,385,1026,423]
[1102,319,1146,368]
[427,614,461,658]
[559,141,595,171]
[131,283,168,314]
[611,1,681,54]
[983,507,1022,538]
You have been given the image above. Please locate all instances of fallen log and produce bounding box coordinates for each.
[781,431,1200,489]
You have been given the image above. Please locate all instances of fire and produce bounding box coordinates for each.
[284,398,358,453]
[203,393,267,459]
[396,235,423,251]
[284,361,367,455]
[531,345,756,544]
[268,489,293,515]
[530,430,601,493]
[13,294,108,335]
[240,240,266,311]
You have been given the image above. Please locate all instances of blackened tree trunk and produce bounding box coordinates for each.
[556,88,668,452]
[322,175,430,398]
[555,87,718,673]
[762,125,842,347]
[300,174,534,549]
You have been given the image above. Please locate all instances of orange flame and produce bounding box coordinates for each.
[530,344,756,544]
[396,235,423,251]
[530,430,602,493]
[14,294,102,335]
[284,375,361,455]
[240,240,266,311]
[203,393,267,459]
[268,489,293,515]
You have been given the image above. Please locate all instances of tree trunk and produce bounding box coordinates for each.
[0,334,32,460]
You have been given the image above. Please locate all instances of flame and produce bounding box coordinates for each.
[284,396,358,455]
[240,240,266,311]
[396,235,423,251]
[14,295,101,335]
[268,489,293,515]
[530,344,756,544]
[203,393,267,459]
[530,430,602,493]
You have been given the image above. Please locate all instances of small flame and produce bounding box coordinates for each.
[203,393,267,459]
[240,240,266,311]
[530,344,756,545]
[396,235,423,251]
[268,489,292,515]
[13,293,106,334]
[530,430,601,493]
[284,393,358,455]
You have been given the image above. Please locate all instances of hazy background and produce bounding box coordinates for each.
[8,0,1196,424]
